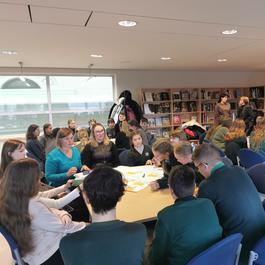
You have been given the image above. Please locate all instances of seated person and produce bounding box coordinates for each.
[0,159,86,265]
[81,123,118,168]
[68,119,79,142]
[140,118,156,145]
[149,139,180,191]
[106,118,116,139]
[75,128,90,153]
[211,118,232,150]
[60,166,147,265]
[194,143,265,263]
[149,165,222,265]
[115,120,131,150]
[128,119,149,146]
[127,131,153,166]
[174,141,204,185]
[45,128,89,187]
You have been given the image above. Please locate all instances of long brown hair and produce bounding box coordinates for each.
[0,159,40,256]
[0,139,25,178]
[251,117,265,150]
[224,119,246,141]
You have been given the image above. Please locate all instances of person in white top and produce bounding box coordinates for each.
[0,158,86,265]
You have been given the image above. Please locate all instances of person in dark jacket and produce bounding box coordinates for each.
[26,124,46,171]
[149,139,180,190]
[109,90,143,123]
[115,120,131,150]
[237,96,255,136]
[149,165,222,265]
[193,143,265,264]
[81,123,118,168]
[127,131,153,166]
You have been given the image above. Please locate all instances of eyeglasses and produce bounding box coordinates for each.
[195,161,208,169]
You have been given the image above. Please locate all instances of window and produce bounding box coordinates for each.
[0,75,114,135]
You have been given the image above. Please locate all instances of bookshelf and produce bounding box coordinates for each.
[141,86,265,136]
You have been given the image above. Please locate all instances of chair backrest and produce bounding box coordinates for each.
[248,235,265,265]
[238,149,265,169]
[187,233,243,265]
[225,142,241,165]
[119,149,130,166]
[247,162,265,194]
[0,226,25,265]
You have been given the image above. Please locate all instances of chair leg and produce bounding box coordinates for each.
[248,251,258,265]
[235,243,242,265]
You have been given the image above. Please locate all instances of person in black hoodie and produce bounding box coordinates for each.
[237,96,255,136]
[109,90,143,123]
[149,139,180,190]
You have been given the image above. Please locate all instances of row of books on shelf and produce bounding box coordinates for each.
[250,87,264,99]
[143,103,171,114]
[172,90,198,100]
[144,92,170,102]
[147,117,171,127]
[174,101,197,112]
[201,88,244,100]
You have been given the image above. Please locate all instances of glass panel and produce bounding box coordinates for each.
[49,76,113,111]
[0,114,49,135]
[0,76,48,112]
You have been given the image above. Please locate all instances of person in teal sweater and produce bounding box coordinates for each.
[149,165,222,265]
[60,166,147,265]
[45,128,89,187]
[194,143,265,264]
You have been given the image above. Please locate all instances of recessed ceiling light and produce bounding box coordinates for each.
[161,57,172,60]
[118,20,137,27]
[1,50,17,55]
[217,59,227,62]
[222,29,238,35]
[90,54,103,58]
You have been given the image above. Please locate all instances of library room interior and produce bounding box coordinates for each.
[1,1,265,265]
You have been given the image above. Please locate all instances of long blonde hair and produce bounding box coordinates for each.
[224,119,246,141]
[89,123,110,147]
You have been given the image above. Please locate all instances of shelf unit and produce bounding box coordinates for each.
[141,86,265,136]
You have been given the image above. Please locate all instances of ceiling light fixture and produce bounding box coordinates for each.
[161,57,172,60]
[118,20,137,27]
[222,29,238,35]
[1,50,17,55]
[18,61,30,86]
[217,59,227,62]
[90,54,103,58]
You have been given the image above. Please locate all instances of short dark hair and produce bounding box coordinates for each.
[128,119,140,128]
[192,143,221,164]
[140,118,148,123]
[169,165,195,198]
[83,166,125,214]
[108,118,115,124]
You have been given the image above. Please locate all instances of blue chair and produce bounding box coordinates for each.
[248,235,265,265]
[0,226,25,265]
[247,163,265,194]
[119,149,130,166]
[187,233,243,265]
[238,149,265,169]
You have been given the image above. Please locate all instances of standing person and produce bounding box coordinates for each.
[81,123,118,168]
[60,166,146,265]
[0,159,86,265]
[106,118,116,139]
[214,92,231,125]
[127,131,153,166]
[39,123,55,155]
[193,143,265,263]
[237,96,255,135]
[109,90,143,123]
[45,128,89,187]
[68,119,79,142]
[149,165,222,265]
[26,124,46,172]
[149,139,180,191]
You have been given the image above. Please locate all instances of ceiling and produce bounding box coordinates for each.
[1,0,265,70]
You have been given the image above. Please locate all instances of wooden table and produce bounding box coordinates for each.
[116,187,172,223]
